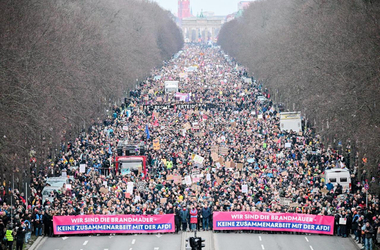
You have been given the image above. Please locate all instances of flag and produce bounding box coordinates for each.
[145,124,150,139]
[108,144,112,155]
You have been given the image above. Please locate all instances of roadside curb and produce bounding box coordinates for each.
[29,236,46,250]
[350,234,363,250]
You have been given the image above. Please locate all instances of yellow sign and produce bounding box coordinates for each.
[153,139,160,150]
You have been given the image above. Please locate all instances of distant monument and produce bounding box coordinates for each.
[178,1,225,43]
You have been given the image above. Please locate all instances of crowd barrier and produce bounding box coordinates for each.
[213,212,334,235]
[53,214,175,235]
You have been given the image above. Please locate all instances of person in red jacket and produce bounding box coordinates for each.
[189,205,198,232]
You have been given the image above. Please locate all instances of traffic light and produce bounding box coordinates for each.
[198,237,205,249]
[189,237,205,250]
[185,238,192,250]
[189,237,196,250]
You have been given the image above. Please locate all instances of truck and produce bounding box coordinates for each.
[279,112,302,132]
[325,168,351,192]
[115,139,147,178]
[114,155,147,179]
[164,81,179,93]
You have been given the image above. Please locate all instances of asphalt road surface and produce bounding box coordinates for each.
[38,234,181,250]
[37,233,359,250]
[214,233,359,250]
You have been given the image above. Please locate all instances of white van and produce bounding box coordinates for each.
[42,186,60,203]
[325,168,351,192]
[46,176,72,187]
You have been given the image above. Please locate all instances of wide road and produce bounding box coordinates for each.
[38,234,181,250]
[214,233,359,250]
[37,233,359,250]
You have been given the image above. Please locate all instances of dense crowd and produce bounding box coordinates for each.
[0,44,379,250]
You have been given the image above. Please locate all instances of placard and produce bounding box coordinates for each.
[80,164,86,173]
[281,171,288,177]
[339,218,347,225]
[173,176,182,184]
[193,155,204,164]
[211,153,219,162]
[216,177,224,185]
[127,182,134,194]
[185,175,192,185]
[285,143,292,148]
[206,173,211,181]
[153,139,160,150]
[242,184,248,194]
[226,161,234,168]
[213,212,334,235]
[219,146,229,155]
[183,123,192,130]
[160,198,167,205]
[66,184,71,190]
[137,182,147,192]
[53,214,175,234]
[236,163,243,170]
[211,146,219,153]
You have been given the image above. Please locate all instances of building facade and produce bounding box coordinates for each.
[181,16,225,43]
[178,0,191,20]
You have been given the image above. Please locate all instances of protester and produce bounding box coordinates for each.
[189,205,198,232]
[0,44,378,241]
[201,204,211,231]
[4,225,14,250]
[363,221,374,250]
[15,224,26,250]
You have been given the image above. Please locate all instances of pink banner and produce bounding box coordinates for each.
[213,212,334,235]
[53,214,175,235]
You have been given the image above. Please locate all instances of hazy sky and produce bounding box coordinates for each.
[153,0,246,16]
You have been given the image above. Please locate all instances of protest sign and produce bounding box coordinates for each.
[160,198,167,205]
[213,212,334,235]
[242,184,248,194]
[233,171,240,179]
[53,214,175,235]
[137,182,147,192]
[127,182,134,194]
[183,122,192,130]
[173,176,182,184]
[219,146,228,155]
[153,139,160,150]
[206,173,211,181]
[226,161,235,168]
[211,152,219,162]
[281,171,288,177]
[185,176,192,185]
[193,155,204,164]
[211,145,219,153]
[80,164,86,173]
